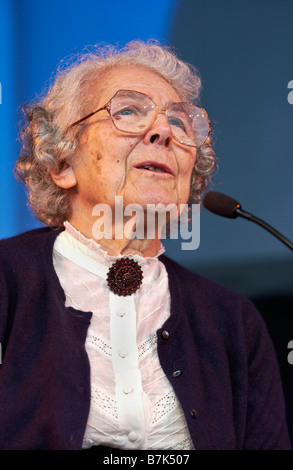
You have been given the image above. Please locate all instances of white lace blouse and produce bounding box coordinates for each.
[53,222,194,450]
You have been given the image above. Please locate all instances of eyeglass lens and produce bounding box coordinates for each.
[110,90,209,147]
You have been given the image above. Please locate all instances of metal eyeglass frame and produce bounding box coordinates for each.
[67,89,212,148]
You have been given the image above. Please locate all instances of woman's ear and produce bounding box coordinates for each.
[50,162,77,189]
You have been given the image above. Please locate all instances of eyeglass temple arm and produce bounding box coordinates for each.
[67,105,108,129]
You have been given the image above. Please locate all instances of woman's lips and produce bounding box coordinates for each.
[134,161,174,175]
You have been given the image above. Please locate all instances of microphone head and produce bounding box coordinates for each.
[203,191,241,219]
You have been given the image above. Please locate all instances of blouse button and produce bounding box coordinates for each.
[123,386,133,394]
[118,348,128,358]
[116,308,127,317]
[161,330,170,339]
[128,431,138,442]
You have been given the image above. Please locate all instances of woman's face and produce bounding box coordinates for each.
[67,65,197,215]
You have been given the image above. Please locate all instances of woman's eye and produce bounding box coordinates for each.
[114,105,141,117]
[168,117,186,130]
[119,107,136,116]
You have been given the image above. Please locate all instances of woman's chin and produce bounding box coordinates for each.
[125,190,178,209]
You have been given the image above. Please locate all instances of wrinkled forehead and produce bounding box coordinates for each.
[93,64,182,108]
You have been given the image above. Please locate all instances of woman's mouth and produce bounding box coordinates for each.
[134,162,174,175]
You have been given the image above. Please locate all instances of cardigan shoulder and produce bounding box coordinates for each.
[159,253,255,311]
[0,227,63,286]
[0,227,61,263]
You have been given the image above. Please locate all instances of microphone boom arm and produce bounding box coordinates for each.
[235,207,293,252]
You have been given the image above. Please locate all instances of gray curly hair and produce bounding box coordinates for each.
[15,40,216,227]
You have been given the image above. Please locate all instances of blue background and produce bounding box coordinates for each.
[1,0,293,444]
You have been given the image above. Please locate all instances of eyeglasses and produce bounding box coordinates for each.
[68,89,211,148]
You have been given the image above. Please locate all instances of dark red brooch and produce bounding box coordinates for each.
[106,257,143,296]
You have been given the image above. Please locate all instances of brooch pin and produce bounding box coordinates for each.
[107,257,143,296]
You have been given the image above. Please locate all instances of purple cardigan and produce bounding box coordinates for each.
[0,228,291,450]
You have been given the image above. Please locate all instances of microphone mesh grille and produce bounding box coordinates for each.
[203,191,240,218]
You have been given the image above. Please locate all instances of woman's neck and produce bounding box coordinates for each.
[67,213,162,257]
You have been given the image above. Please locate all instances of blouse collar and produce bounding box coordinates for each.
[62,221,165,269]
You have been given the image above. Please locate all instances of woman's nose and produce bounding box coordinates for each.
[143,112,173,147]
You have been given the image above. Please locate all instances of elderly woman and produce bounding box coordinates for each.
[0,41,290,450]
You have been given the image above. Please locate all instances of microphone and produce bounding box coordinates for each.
[203,191,293,252]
